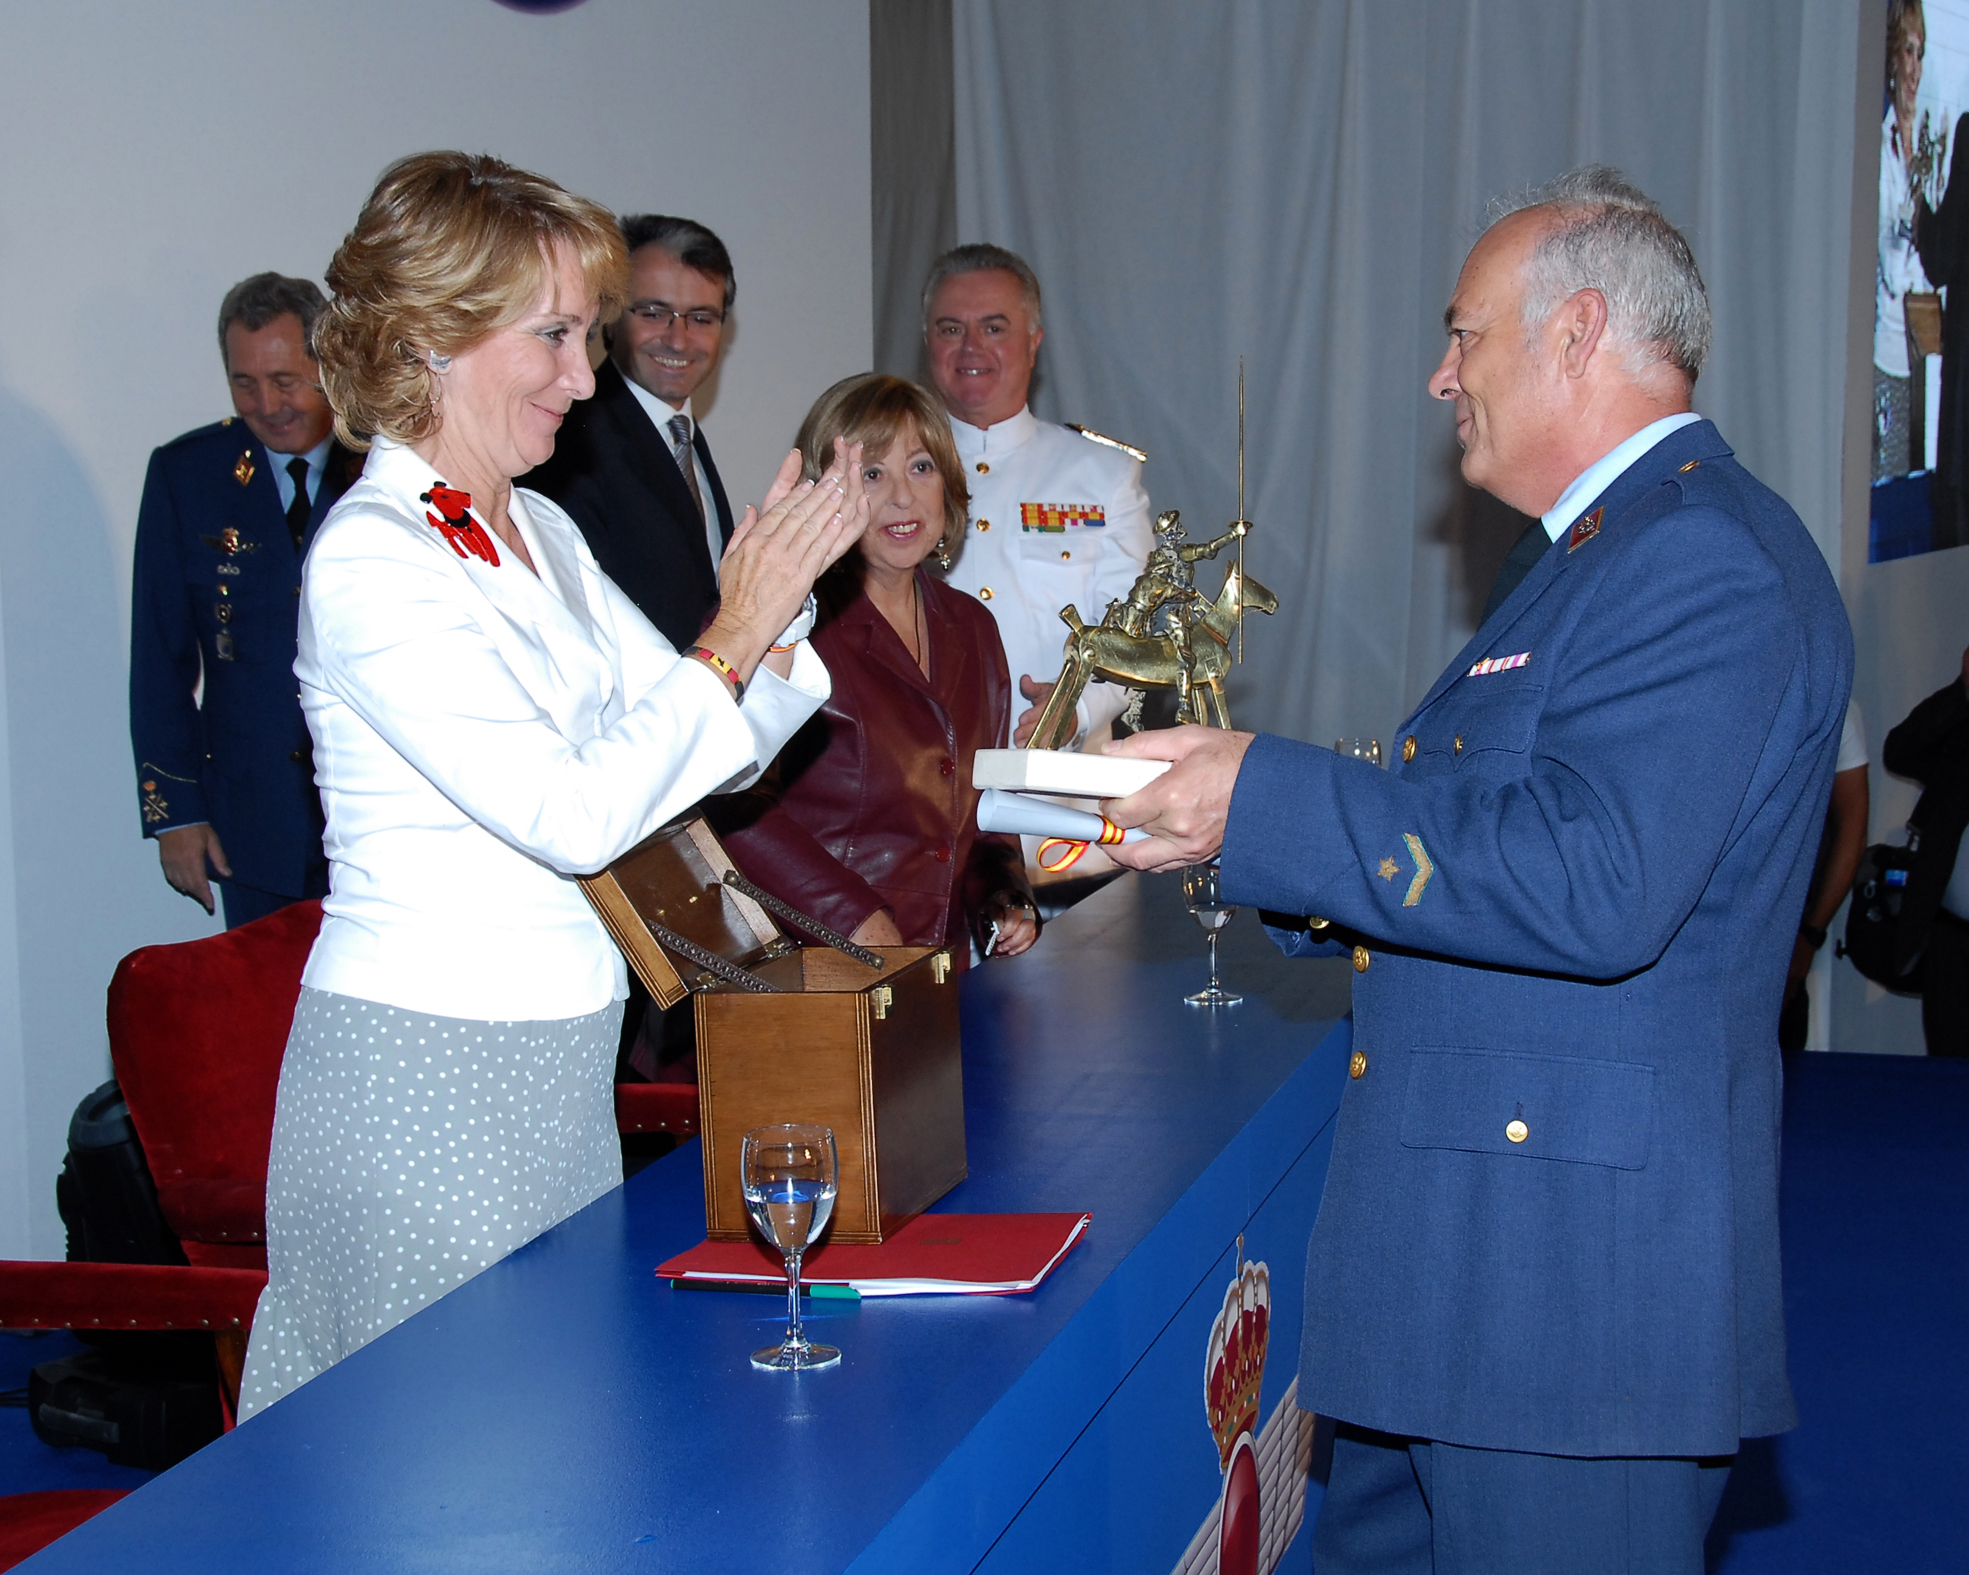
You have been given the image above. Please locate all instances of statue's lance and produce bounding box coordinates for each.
[1236,358,1246,664]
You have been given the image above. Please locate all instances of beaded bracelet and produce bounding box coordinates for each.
[690,646,745,704]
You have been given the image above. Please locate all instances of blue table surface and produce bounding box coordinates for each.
[26,872,1352,1573]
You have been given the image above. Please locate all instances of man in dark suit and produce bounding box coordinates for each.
[528,214,737,649]
[131,273,360,929]
[1104,168,1852,1571]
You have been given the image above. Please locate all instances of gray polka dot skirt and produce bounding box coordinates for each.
[238,987,625,1419]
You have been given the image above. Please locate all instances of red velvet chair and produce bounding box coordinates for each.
[0,899,704,1416]
[0,902,321,1416]
[613,1082,699,1138]
[107,899,323,1272]
[0,1489,131,1571]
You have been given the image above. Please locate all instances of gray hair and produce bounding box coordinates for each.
[920,242,1043,332]
[1491,165,1710,383]
[216,272,327,363]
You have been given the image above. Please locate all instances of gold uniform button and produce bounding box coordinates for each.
[1506,1118,1529,1144]
[1349,1050,1368,1079]
[977,519,990,531]
[1678,458,1701,473]
[1402,736,1417,764]
[1453,734,1464,755]
[1060,550,1071,560]
[980,587,994,600]
[976,461,990,474]
[289,749,304,763]
[1352,945,1370,973]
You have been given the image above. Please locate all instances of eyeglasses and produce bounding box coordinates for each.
[626,301,726,332]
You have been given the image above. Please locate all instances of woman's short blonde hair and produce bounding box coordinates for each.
[314,151,630,449]
[794,374,970,552]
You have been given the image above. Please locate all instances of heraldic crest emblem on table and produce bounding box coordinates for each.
[1170,1240,1314,1575]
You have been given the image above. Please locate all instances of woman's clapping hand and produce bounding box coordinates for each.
[701,438,869,678]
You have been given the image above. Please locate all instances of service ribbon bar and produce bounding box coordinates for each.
[1467,651,1531,678]
[1020,503,1108,532]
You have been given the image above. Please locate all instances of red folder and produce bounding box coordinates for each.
[656,1212,1090,1297]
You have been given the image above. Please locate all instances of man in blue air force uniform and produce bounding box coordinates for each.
[1105,168,1852,1572]
[130,274,360,928]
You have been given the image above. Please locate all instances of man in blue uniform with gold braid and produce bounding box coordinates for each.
[130,273,360,928]
[1105,168,1852,1573]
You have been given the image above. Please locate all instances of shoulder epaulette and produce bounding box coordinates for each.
[157,417,245,456]
[1064,424,1148,464]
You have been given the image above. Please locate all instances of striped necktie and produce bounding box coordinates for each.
[668,413,706,526]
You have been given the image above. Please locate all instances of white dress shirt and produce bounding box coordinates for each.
[1540,412,1705,542]
[937,406,1154,743]
[622,379,724,579]
[297,438,828,1021]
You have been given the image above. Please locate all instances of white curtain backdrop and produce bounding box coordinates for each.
[953,0,1859,746]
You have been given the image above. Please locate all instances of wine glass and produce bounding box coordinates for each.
[1182,861,1243,1006]
[742,1124,841,1372]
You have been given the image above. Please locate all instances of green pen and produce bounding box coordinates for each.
[670,1277,860,1301]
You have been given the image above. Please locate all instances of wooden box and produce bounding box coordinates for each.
[580,819,965,1243]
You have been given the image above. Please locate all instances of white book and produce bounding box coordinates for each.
[972,748,1171,799]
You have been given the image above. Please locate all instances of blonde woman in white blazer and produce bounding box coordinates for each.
[237,153,868,1418]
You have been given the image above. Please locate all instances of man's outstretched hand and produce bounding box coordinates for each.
[1100,725,1253,872]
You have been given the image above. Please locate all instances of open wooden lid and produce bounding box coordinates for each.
[578,818,785,1009]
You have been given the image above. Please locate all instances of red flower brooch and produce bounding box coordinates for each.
[419,484,500,567]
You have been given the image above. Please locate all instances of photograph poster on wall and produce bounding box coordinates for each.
[1874,0,1969,561]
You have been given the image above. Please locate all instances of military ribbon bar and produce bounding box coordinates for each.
[1467,651,1531,677]
[1020,503,1108,532]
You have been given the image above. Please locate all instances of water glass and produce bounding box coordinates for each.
[1182,861,1243,1006]
[741,1123,841,1372]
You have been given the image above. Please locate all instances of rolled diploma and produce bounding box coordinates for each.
[975,788,1148,845]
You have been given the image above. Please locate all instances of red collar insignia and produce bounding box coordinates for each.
[1566,506,1603,554]
[420,484,500,567]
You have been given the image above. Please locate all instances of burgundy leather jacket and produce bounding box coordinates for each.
[714,570,1033,954]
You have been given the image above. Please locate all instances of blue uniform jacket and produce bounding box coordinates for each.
[129,418,359,898]
[1222,421,1851,1458]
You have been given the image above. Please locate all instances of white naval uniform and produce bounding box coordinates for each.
[939,407,1153,746]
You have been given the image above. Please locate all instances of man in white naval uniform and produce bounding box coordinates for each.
[924,244,1154,749]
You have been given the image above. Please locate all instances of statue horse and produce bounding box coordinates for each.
[1027,559,1279,752]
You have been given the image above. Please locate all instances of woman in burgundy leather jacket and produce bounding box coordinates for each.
[715,375,1039,960]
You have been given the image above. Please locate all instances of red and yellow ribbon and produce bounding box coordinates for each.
[1037,838,1086,872]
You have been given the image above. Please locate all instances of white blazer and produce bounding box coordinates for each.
[296,438,829,1021]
